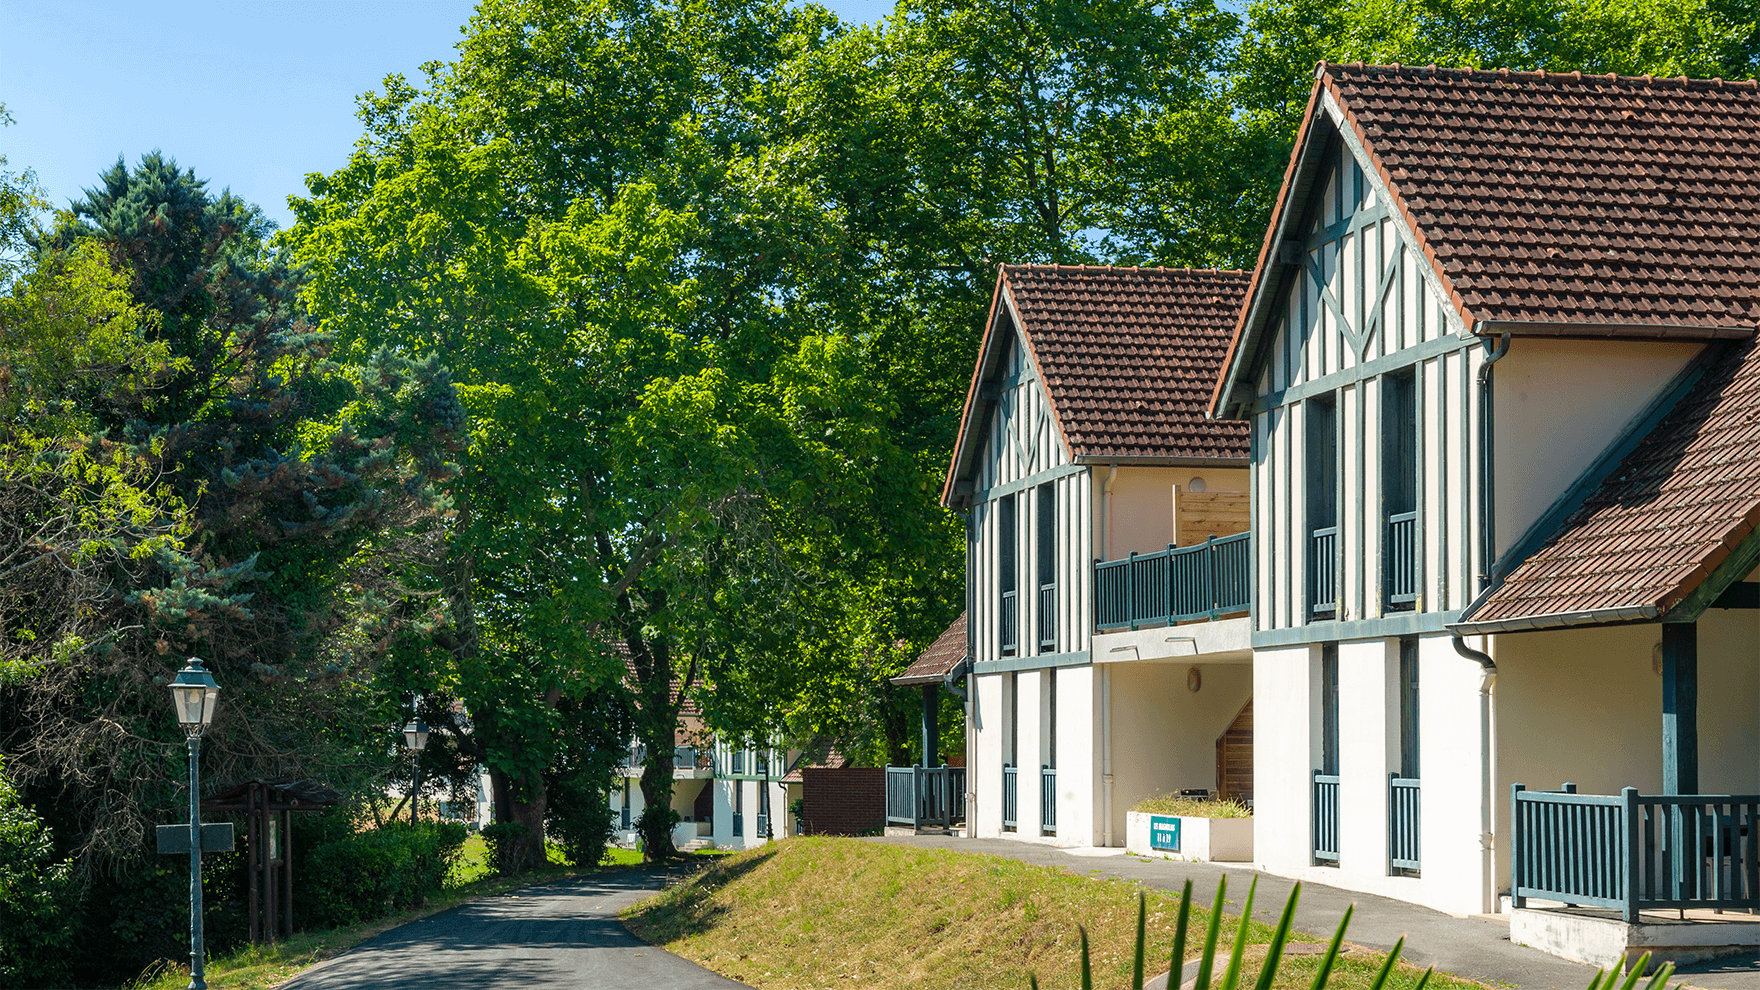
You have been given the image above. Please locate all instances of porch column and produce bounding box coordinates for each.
[921,684,939,768]
[1661,622,1698,795]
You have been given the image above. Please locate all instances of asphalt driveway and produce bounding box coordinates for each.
[280,865,750,990]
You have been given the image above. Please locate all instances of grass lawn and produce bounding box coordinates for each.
[622,837,1489,990]
[130,840,653,990]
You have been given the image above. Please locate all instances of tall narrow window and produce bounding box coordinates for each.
[1321,643,1340,776]
[1398,637,1420,778]
[1383,370,1419,609]
[999,495,1019,655]
[1307,394,1340,617]
[1046,671,1057,770]
[1036,483,1056,651]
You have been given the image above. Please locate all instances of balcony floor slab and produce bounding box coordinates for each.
[1093,616,1252,664]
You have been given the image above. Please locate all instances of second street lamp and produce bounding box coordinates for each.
[168,658,220,990]
[401,718,429,825]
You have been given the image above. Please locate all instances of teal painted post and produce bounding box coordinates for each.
[1662,623,1699,795]
[1510,783,1525,909]
[1126,552,1137,631]
[921,685,938,769]
[1621,787,1640,922]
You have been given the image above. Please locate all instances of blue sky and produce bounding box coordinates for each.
[0,0,892,231]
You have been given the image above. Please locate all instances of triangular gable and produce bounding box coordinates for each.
[946,265,1252,507]
[1214,63,1760,421]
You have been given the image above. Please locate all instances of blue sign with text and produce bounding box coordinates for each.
[1149,815,1181,852]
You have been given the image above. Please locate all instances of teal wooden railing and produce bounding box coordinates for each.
[1309,526,1339,615]
[1386,511,1419,605]
[1038,583,1056,649]
[1002,765,1019,831]
[1389,774,1421,872]
[1041,766,1057,835]
[1000,589,1019,654]
[1094,532,1251,630]
[1511,783,1760,921]
[1313,770,1340,864]
[884,765,966,829]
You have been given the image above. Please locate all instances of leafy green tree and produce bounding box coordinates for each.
[0,757,77,990]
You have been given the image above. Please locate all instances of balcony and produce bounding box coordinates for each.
[884,765,966,831]
[1309,526,1338,617]
[1002,765,1019,831]
[1094,533,1251,630]
[1389,774,1420,873]
[1313,770,1340,864]
[1511,783,1760,920]
[1386,511,1418,606]
[1000,589,1019,654]
[1041,766,1057,835]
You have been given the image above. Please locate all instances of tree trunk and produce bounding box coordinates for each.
[488,767,548,873]
[638,745,678,860]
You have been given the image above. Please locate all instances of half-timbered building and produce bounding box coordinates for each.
[1213,63,1760,962]
[943,264,1254,847]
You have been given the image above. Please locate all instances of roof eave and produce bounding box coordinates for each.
[1474,319,1756,342]
[889,656,970,687]
[1447,604,1660,636]
[1070,454,1249,468]
[941,267,1014,508]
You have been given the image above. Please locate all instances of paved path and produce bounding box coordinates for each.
[281,865,750,990]
[869,835,1760,990]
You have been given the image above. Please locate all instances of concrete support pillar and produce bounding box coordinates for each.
[1337,639,1394,875]
[921,684,939,768]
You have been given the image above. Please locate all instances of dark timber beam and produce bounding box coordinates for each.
[1661,623,1699,795]
[921,684,939,768]
[1711,582,1760,610]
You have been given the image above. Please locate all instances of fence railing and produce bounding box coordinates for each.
[1000,589,1019,654]
[1003,765,1019,831]
[1386,512,1418,606]
[1038,583,1057,650]
[1390,774,1421,872]
[621,806,631,830]
[884,765,967,829]
[1041,767,1057,835]
[756,813,770,838]
[1512,783,1760,921]
[1309,526,1339,616]
[1094,532,1251,630]
[1313,771,1340,864]
[732,812,744,837]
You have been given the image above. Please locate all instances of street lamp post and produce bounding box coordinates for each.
[402,718,430,825]
[167,658,220,990]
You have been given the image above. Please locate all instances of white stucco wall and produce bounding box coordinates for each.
[1107,658,1253,843]
[1492,338,1701,559]
[973,672,1005,837]
[1254,634,1491,916]
[1056,665,1103,846]
[1254,644,1316,875]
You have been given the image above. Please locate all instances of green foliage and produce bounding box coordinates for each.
[545,769,618,868]
[1130,796,1253,818]
[0,759,77,989]
[296,818,467,928]
[478,822,532,877]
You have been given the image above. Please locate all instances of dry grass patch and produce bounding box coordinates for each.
[622,837,1488,990]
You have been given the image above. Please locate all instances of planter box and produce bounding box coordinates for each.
[1124,810,1252,862]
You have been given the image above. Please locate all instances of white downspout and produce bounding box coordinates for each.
[1454,634,1498,914]
[1101,665,1114,847]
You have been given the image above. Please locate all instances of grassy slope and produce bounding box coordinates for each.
[623,838,1488,990]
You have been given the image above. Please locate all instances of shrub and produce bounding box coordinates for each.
[546,773,615,868]
[479,822,530,876]
[0,761,78,989]
[1129,795,1252,818]
[297,818,466,929]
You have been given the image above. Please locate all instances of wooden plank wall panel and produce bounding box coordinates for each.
[1215,699,1253,802]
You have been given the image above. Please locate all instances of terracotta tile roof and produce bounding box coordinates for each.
[1329,63,1760,334]
[1013,265,1251,456]
[608,639,702,718]
[1459,338,1760,630]
[890,613,967,686]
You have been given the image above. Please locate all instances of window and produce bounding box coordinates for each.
[1383,370,1419,608]
[1046,670,1057,769]
[1036,483,1056,651]
[1320,643,1339,776]
[1398,637,1420,778]
[999,495,1019,654]
[1307,395,1340,617]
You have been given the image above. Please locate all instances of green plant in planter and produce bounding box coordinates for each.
[1031,877,1675,990]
